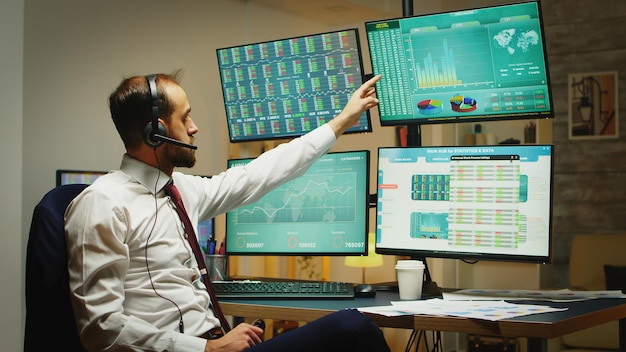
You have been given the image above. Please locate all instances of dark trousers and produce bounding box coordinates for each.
[247,309,390,352]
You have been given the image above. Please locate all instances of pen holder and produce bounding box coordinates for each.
[205,254,229,281]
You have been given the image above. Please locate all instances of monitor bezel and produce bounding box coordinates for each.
[375,144,554,264]
[224,150,371,256]
[364,0,554,127]
[216,28,372,143]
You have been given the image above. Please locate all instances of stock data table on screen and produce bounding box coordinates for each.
[216,28,371,142]
[220,290,626,352]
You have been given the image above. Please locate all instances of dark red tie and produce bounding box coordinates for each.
[164,182,231,332]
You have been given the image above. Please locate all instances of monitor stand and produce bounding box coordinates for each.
[422,280,443,298]
[418,257,442,297]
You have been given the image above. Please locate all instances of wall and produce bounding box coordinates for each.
[1,0,23,351]
[541,0,626,288]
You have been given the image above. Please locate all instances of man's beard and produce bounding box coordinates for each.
[165,143,196,168]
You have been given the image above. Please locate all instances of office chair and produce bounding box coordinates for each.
[24,184,88,352]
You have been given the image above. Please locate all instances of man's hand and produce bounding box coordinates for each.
[204,323,263,352]
[327,74,382,138]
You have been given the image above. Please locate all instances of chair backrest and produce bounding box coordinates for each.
[569,233,626,291]
[562,233,626,350]
[24,184,88,352]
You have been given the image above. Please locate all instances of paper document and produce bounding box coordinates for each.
[358,298,567,321]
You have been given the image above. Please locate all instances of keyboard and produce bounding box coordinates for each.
[213,280,355,299]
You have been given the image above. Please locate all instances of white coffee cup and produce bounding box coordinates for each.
[395,260,425,300]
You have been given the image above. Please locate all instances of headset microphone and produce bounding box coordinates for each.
[149,133,198,150]
[142,74,198,150]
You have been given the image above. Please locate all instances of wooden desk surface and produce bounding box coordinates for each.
[413,299,626,338]
[219,291,626,339]
[219,291,414,329]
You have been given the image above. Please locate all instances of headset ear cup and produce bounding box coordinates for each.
[142,121,167,147]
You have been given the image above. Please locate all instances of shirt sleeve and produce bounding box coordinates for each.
[65,189,131,350]
[184,123,337,219]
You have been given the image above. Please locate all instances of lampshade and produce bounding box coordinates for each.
[344,233,384,268]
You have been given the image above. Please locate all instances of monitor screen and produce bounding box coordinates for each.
[225,150,370,256]
[365,0,553,126]
[56,169,107,186]
[216,28,371,142]
[376,144,553,263]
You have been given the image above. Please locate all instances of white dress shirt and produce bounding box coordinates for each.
[65,124,335,352]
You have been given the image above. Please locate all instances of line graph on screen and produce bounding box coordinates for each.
[234,173,357,224]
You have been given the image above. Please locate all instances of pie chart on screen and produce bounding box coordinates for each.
[450,94,477,112]
[417,99,443,115]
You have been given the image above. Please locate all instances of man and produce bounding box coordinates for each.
[65,71,386,352]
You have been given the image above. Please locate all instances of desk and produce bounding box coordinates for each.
[220,291,626,352]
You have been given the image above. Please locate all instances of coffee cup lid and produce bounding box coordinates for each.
[395,260,424,268]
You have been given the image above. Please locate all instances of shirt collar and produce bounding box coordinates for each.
[120,154,171,194]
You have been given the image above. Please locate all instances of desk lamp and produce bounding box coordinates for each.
[344,232,383,283]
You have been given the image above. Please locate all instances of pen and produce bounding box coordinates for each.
[208,237,216,255]
[218,242,225,255]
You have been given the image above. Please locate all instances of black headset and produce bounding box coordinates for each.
[141,78,186,334]
[141,74,198,150]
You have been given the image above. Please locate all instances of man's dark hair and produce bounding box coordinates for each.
[109,70,183,148]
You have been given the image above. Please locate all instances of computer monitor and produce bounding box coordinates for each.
[225,150,370,256]
[365,0,553,126]
[56,169,107,186]
[216,28,371,142]
[376,144,553,264]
